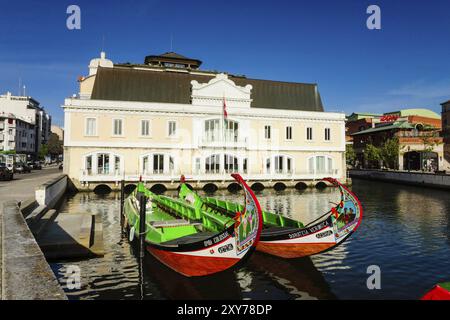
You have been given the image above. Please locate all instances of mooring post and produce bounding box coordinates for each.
[120,179,125,232]
[139,193,147,258]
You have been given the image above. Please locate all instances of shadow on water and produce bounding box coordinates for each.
[127,239,242,300]
[248,253,336,300]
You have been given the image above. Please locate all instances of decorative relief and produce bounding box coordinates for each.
[191,73,252,108]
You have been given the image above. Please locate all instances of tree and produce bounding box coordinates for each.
[364,144,382,168]
[38,144,48,160]
[47,133,63,157]
[345,144,356,167]
[380,137,400,169]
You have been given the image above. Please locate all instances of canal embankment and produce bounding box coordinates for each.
[349,169,450,189]
[0,167,67,300]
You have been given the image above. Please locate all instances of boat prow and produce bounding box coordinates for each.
[421,282,450,300]
[257,178,363,258]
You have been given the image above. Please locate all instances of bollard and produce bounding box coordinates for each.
[120,180,125,232]
[139,193,147,258]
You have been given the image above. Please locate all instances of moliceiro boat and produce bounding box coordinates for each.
[421,282,450,300]
[181,177,363,259]
[123,174,262,277]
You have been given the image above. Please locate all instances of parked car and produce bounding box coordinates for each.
[0,163,14,181]
[27,161,42,170]
[58,163,63,170]
[14,162,31,174]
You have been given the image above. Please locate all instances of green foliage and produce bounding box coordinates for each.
[0,150,16,155]
[380,137,400,169]
[364,144,382,163]
[38,144,48,160]
[345,144,356,165]
[47,133,63,156]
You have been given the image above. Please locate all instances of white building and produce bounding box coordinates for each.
[0,92,52,158]
[63,52,347,191]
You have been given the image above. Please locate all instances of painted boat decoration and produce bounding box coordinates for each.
[188,177,363,259]
[421,282,450,300]
[123,173,262,277]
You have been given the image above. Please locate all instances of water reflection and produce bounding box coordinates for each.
[50,179,450,300]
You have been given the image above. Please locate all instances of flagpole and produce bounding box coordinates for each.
[222,94,225,175]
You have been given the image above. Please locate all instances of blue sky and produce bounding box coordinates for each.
[1,0,449,126]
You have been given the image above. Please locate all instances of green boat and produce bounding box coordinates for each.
[179,177,363,259]
[123,173,263,277]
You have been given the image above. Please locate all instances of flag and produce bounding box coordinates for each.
[223,96,228,120]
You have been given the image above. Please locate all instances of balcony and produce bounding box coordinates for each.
[198,137,248,149]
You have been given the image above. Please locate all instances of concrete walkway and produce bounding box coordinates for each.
[1,166,65,300]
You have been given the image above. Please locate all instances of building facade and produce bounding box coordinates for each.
[442,100,450,170]
[0,92,52,158]
[351,109,445,171]
[63,52,347,190]
[51,125,64,141]
[0,113,36,154]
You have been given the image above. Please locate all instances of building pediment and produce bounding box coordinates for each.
[191,73,252,108]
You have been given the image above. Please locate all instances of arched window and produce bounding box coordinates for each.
[267,155,294,174]
[141,153,175,175]
[205,154,220,174]
[308,155,333,174]
[224,154,238,173]
[83,152,123,176]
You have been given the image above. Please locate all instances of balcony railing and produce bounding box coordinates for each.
[198,137,247,148]
[79,169,340,182]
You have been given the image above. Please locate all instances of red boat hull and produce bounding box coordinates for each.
[147,246,240,277]
[257,241,336,258]
[421,285,450,300]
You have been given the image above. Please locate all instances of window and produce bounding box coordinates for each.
[85,118,96,136]
[97,153,110,175]
[265,125,271,139]
[169,156,174,172]
[224,155,238,173]
[306,127,313,141]
[243,158,248,174]
[86,156,92,174]
[195,158,201,174]
[153,154,164,174]
[141,120,150,136]
[143,157,149,174]
[308,156,333,174]
[225,120,239,142]
[168,121,177,137]
[114,156,120,173]
[266,158,271,173]
[205,154,220,174]
[286,126,292,140]
[205,119,220,142]
[273,155,293,174]
[113,119,123,136]
[275,156,284,173]
[325,128,331,141]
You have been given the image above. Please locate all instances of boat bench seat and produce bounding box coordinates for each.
[150,219,200,228]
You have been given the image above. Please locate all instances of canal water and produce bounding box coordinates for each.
[50,179,450,300]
